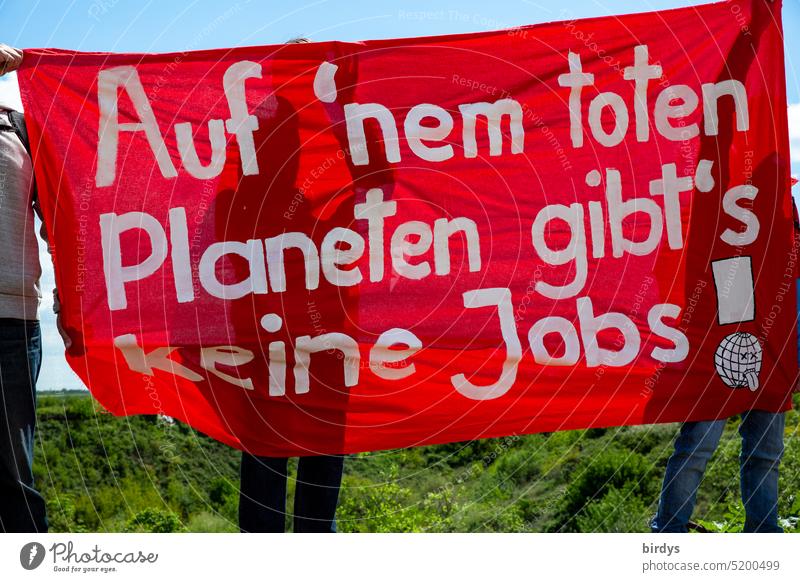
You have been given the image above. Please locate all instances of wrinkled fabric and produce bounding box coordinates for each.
[17,0,795,455]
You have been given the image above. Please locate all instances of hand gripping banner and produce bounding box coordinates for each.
[18,0,795,455]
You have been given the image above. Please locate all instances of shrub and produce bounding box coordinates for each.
[551,447,655,531]
[575,486,651,532]
[123,508,184,533]
[337,472,430,533]
[185,511,237,533]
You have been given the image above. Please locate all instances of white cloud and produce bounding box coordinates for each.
[790,103,800,166]
[790,104,800,200]
[0,72,23,111]
[789,103,800,194]
[37,224,85,390]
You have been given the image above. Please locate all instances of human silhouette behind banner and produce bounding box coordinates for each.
[649,4,793,533]
[211,38,374,532]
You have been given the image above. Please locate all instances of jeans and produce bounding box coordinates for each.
[652,410,785,533]
[0,319,47,532]
[239,453,344,532]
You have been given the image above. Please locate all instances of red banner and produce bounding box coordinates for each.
[18,0,795,455]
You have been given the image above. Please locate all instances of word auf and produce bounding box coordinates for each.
[95,60,525,186]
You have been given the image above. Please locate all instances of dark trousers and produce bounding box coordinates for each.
[239,453,344,532]
[0,319,47,532]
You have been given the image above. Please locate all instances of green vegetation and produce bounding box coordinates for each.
[34,391,800,533]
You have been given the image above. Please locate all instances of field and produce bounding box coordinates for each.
[33,391,800,533]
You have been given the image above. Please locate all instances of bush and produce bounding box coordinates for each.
[185,511,237,533]
[575,486,651,532]
[337,470,432,532]
[123,508,184,533]
[493,446,543,486]
[32,392,800,533]
[552,447,656,532]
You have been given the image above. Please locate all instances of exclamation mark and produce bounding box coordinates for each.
[711,256,755,325]
[711,256,761,391]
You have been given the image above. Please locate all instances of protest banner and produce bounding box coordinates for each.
[18,0,794,455]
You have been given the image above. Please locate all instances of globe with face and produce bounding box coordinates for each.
[714,332,762,391]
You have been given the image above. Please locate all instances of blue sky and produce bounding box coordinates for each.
[0,0,798,390]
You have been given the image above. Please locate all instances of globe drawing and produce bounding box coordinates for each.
[714,332,762,391]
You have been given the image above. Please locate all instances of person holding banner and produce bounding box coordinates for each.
[236,37,345,533]
[652,182,799,534]
[651,412,786,533]
[239,454,344,533]
[0,44,47,532]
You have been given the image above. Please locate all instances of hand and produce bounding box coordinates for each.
[0,44,23,76]
[53,289,72,350]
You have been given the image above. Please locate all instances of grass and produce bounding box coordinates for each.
[32,391,800,533]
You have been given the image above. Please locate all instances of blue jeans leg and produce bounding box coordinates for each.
[739,410,784,533]
[0,319,47,533]
[652,420,726,532]
[239,454,344,533]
